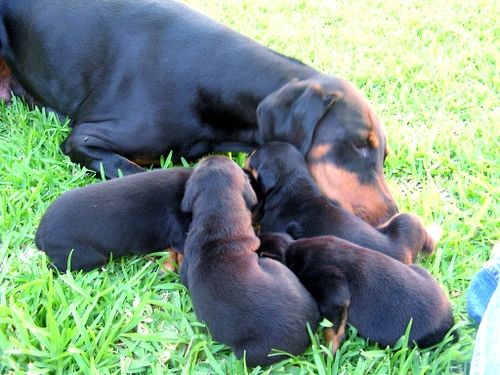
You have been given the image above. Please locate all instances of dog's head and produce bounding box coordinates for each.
[256,77,398,226]
[181,155,257,214]
[256,232,293,263]
[245,142,309,195]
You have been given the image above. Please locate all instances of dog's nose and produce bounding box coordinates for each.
[387,200,399,216]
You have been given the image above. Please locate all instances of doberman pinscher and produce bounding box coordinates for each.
[0,0,396,225]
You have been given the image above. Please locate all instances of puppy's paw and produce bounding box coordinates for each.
[324,327,345,354]
[422,223,441,255]
[159,249,184,274]
[285,221,303,239]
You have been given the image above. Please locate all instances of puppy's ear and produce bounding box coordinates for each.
[257,81,340,154]
[257,233,292,262]
[285,221,304,239]
[242,174,258,210]
[246,153,279,195]
[250,164,278,196]
[181,181,196,213]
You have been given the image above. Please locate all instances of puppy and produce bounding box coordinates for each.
[180,156,320,367]
[35,168,192,271]
[246,142,435,264]
[257,232,455,351]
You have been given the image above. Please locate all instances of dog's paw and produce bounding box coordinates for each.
[423,223,442,255]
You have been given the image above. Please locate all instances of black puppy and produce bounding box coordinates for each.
[0,0,397,226]
[35,168,192,271]
[180,156,320,367]
[246,142,435,264]
[258,233,455,351]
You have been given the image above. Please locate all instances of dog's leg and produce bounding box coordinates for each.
[179,256,190,287]
[323,302,349,353]
[47,247,109,272]
[61,123,145,178]
[162,250,184,272]
[318,282,350,353]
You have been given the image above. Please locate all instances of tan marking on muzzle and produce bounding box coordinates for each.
[308,163,396,226]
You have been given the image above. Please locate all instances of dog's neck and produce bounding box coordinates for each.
[186,198,259,256]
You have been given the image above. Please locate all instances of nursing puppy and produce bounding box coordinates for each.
[180,156,320,367]
[258,232,455,351]
[35,168,192,271]
[246,142,435,264]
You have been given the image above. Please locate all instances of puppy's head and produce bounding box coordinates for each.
[256,232,293,263]
[181,156,257,213]
[257,77,398,226]
[378,213,438,259]
[244,142,309,195]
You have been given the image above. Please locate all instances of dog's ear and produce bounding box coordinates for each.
[242,173,258,210]
[181,180,196,213]
[285,221,303,239]
[257,233,293,262]
[255,165,278,195]
[257,81,340,154]
[246,154,279,195]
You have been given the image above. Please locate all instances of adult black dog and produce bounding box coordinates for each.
[246,142,435,264]
[180,156,320,366]
[35,168,192,271]
[0,0,397,226]
[257,233,455,351]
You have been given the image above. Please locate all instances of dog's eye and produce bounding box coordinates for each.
[350,140,369,157]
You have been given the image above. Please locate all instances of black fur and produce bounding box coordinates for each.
[35,168,192,271]
[0,0,396,225]
[258,232,455,349]
[180,156,320,366]
[246,142,435,264]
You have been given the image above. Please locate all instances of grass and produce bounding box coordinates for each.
[0,0,498,373]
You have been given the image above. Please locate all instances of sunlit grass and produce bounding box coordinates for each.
[1,0,498,373]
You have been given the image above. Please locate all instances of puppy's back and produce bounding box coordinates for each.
[191,253,320,366]
[288,237,454,348]
[36,168,192,270]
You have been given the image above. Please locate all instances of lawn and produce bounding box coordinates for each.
[0,0,498,373]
